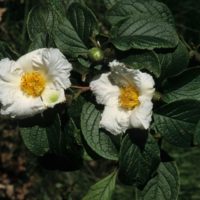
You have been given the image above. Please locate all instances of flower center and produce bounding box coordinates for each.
[119,85,139,110]
[20,71,46,97]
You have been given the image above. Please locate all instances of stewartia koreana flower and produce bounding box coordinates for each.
[90,60,155,135]
[0,48,72,118]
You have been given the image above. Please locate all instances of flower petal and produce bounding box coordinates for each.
[109,60,155,98]
[15,49,44,72]
[109,60,123,68]
[0,90,45,118]
[0,58,22,105]
[33,48,72,89]
[130,96,153,129]
[133,70,155,98]
[0,57,45,118]
[41,87,65,108]
[100,105,131,135]
[0,58,21,82]
[0,49,72,119]
[90,73,119,106]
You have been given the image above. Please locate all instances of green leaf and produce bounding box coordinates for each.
[27,5,54,41]
[158,40,189,80]
[119,133,160,187]
[122,51,160,77]
[108,0,178,50]
[137,162,180,200]
[83,171,117,200]
[28,33,47,51]
[53,18,88,57]
[72,61,89,75]
[111,17,178,51]
[46,115,67,154]
[194,120,200,145]
[0,42,10,59]
[67,3,99,43]
[27,3,90,57]
[63,118,83,163]
[78,57,91,68]
[162,67,200,103]
[81,102,118,160]
[0,41,18,59]
[153,100,200,147]
[107,0,174,25]
[67,118,82,145]
[103,0,120,9]
[68,96,86,119]
[45,0,66,16]
[66,0,86,9]
[20,126,49,156]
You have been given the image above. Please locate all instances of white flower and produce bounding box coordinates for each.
[0,48,72,118]
[90,60,155,135]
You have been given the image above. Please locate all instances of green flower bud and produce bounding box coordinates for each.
[88,47,104,62]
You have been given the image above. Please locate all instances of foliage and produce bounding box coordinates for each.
[1,0,200,199]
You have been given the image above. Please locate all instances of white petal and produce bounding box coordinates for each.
[109,60,125,68]
[0,90,45,118]
[0,58,21,105]
[33,48,72,89]
[15,49,44,72]
[0,84,18,106]
[0,49,71,119]
[109,60,155,98]
[41,87,66,108]
[130,96,153,129]
[90,73,119,106]
[0,57,45,118]
[133,70,155,98]
[100,105,131,135]
[0,58,21,82]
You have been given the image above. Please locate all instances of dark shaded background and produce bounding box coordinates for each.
[0,0,200,199]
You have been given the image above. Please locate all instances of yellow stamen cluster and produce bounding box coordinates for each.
[119,85,139,110]
[20,71,46,97]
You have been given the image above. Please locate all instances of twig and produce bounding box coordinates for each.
[71,85,90,99]
[71,86,90,90]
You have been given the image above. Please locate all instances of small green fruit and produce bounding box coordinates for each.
[88,47,104,62]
